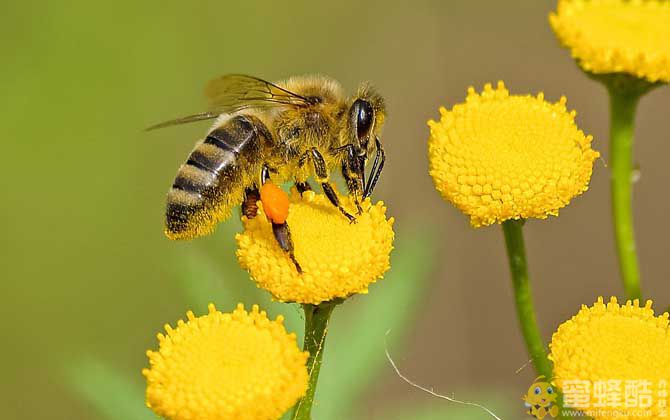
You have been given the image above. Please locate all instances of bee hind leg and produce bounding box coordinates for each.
[259,164,301,272]
[272,222,302,273]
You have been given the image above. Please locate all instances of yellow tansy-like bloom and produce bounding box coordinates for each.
[236,190,394,304]
[550,297,670,419]
[428,82,599,227]
[550,0,670,83]
[143,303,308,420]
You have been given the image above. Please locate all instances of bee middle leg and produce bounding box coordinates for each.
[295,181,312,195]
[308,148,356,223]
[340,145,364,215]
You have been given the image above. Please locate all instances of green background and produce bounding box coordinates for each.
[3,1,669,419]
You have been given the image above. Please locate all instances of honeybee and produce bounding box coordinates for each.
[149,74,386,271]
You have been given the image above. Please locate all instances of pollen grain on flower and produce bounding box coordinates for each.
[549,297,670,419]
[142,303,308,420]
[428,81,599,227]
[550,0,670,83]
[236,189,394,304]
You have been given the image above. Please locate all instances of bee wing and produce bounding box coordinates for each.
[145,111,223,131]
[205,74,312,111]
[146,74,311,131]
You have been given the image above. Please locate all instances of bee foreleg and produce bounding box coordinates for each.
[363,137,385,198]
[358,155,366,194]
[272,222,302,273]
[309,148,356,223]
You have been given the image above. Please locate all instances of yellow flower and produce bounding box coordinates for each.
[550,297,670,419]
[236,190,394,304]
[428,82,599,227]
[143,303,308,420]
[550,0,670,83]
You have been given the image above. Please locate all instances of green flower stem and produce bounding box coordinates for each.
[502,219,552,380]
[292,301,338,420]
[608,85,643,301]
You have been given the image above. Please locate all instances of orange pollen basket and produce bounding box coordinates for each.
[260,182,290,224]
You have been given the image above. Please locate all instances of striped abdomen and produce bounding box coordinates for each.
[165,115,269,239]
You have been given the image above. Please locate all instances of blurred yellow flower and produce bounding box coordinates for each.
[550,0,670,83]
[550,297,670,419]
[428,82,599,227]
[236,190,394,304]
[143,303,308,420]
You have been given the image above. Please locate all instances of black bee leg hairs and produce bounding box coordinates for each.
[272,222,302,273]
[242,188,260,219]
[340,145,365,215]
[363,137,385,199]
[322,183,356,223]
[295,181,312,195]
[358,155,367,198]
[309,148,356,223]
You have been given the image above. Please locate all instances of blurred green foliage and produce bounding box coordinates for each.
[64,229,515,419]
[2,0,520,419]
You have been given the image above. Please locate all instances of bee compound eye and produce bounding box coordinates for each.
[354,99,374,140]
[547,387,553,394]
[535,387,542,395]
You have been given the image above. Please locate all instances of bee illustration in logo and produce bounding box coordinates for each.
[523,377,559,419]
[148,74,386,271]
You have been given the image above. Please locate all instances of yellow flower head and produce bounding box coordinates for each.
[143,303,308,420]
[236,190,394,304]
[550,297,670,418]
[550,0,670,83]
[428,82,599,227]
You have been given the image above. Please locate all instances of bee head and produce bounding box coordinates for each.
[349,84,385,157]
